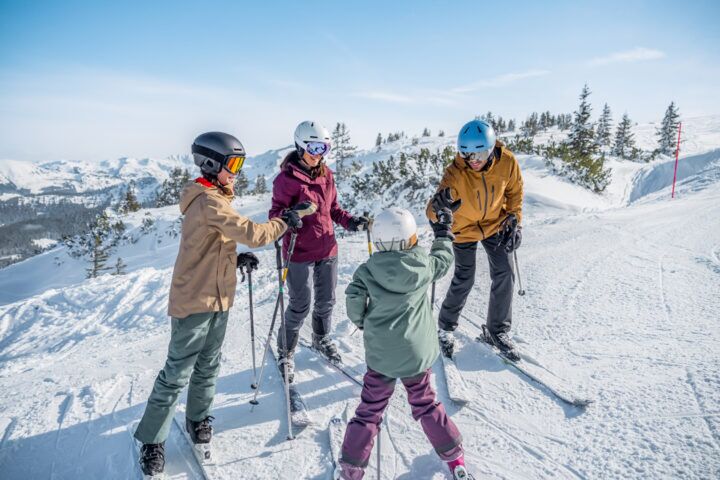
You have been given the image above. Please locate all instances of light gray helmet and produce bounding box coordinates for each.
[191,132,246,176]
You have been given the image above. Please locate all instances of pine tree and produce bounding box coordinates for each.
[521,113,540,137]
[596,103,613,149]
[507,119,516,132]
[567,84,597,158]
[234,169,249,197]
[656,101,681,156]
[438,130,445,137]
[118,182,141,214]
[612,113,636,159]
[375,133,383,149]
[155,167,191,207]
[331,123,357,178]
[483,111,495,130]
[113,257,127,276]
[253,174,267,195]
[86,234,112,278]
[422,128,431,137]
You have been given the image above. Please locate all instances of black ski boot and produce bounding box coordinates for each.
[278,349,295,383]
[311,333,342,365]
[482,325,520,362]
[186,416,214,444]
[438,329,456,359]
[185,416,213,463]
[139,442,165,478]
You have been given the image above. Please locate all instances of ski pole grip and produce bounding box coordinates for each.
[364,211,373,255]
[292,201,317,217]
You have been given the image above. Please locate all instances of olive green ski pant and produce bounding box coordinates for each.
[134,311,228,444]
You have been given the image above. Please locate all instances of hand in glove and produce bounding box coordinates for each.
[430,207,456,240]
[498,214,522,253]
[280,201,318,229]
[348,215,370,232]
[429,188,461,240]
[431,187,462,215]
[237,252,259,272]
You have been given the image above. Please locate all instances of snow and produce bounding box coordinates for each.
[31,238,57,249]
[1,122,719,479]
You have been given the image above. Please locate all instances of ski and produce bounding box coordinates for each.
[267,341,313,428]
[287,384,312,427]
[298,337,364,388]
[172,415,214,479]
[433,301,592,407]
[439,352,470,405]
[328,404,350,480]
[475,332,593,407]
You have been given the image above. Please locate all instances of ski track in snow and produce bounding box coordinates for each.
[1,145,720,478]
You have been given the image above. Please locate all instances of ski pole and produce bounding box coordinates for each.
[249,233,297,412]
[376,416,382,480]
[250,290,282,404]
[247,268,258,389]
[513,250,526,296]
[279,234,298,440]
[364,210,372,257]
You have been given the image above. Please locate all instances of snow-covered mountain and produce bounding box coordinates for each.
[0,117,719,479]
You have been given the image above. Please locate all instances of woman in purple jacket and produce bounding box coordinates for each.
[269,120,369,382]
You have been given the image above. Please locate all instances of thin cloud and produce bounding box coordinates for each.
[452,69,550,93]
[354,91,414,103]
[588,47,665,67]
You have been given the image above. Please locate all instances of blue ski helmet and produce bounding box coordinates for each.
[457,120,496,154]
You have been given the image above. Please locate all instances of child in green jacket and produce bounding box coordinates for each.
[339,199,474,480]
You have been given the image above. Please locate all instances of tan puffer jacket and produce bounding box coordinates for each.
[426,143,523,243]
[168,180,287,318]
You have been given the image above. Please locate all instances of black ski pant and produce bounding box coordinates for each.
[438,235,514,335]
[277,256,337,354]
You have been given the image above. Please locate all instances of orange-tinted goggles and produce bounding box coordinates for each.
[225,155,245,174]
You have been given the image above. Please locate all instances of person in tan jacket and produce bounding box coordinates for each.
[133,132,307,478]
[427,120,524,361]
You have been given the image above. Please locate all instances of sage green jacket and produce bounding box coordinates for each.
[345,238,454,379]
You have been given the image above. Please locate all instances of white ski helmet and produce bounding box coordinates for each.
[294,120,332,156]
[372,207,418,252]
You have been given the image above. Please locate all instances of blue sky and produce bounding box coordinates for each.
[1,0,719,162]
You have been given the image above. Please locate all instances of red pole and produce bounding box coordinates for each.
[671,122,682,199]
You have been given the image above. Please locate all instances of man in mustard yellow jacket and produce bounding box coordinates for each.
[427,120,524,360]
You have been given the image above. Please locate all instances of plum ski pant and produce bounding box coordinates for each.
[339,368,463,478]
[438,234,515,335]
[277,257,337,354]
[134,311,228,444]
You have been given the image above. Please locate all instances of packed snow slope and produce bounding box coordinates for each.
[1,130,719,479]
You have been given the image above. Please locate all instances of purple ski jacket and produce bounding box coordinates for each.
[269,151,353,263]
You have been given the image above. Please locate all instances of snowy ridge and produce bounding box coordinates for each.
[1,121,719,478]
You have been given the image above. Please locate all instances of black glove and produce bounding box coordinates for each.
[348,215,370,232]
[430,207,455,240]
[498,214,522,253]
[280,209,303,229]
[237,252,259,272]
[431,187,462,214]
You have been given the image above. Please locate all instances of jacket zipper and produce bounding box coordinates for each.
[481,174,489,221]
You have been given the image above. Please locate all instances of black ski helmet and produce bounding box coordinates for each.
[191,132,246,176]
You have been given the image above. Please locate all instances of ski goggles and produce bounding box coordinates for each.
[459,149,493,163]
[305,141,331,157]
[224,155,245,174]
